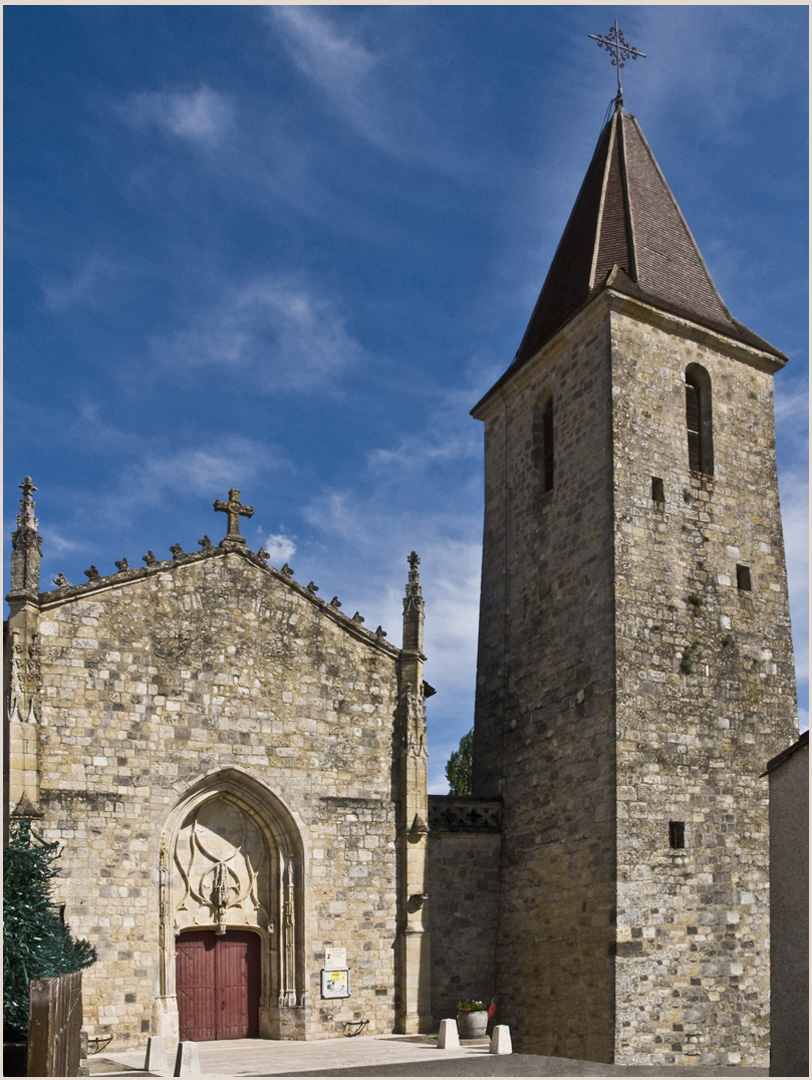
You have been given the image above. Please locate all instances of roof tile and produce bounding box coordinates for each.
[513,105,786,367]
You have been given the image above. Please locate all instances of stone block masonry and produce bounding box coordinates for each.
[6,543,418,1048]
[427,797,501,1023]
[473,298,619,1063]
[471,289,798,1067]
[610,303,798,1067]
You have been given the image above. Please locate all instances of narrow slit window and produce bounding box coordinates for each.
[736,564,752,591]
[532,395,555,494]
[685,382,702,470]
[685,365,714,476]
[651,477,665,503]
[669,821,685,849]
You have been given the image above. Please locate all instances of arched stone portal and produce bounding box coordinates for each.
[155,770,307,1041]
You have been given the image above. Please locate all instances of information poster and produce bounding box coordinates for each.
[321,968,351,999]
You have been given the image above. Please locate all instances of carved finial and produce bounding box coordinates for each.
[352,612,364,624]
[330,596,342,608]
[10,476,42,596]
[143,551,158,566]
[198,535,213,551]
[281,563,294,577]
[214,488,254,546]
[403,550,425,653]
[306,581,319,594]
[170,543,185,559]
[53,573,69,588]
[406,552,423,605]
[84,565,100,581]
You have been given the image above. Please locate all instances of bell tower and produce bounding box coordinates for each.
[471,98,798,1066]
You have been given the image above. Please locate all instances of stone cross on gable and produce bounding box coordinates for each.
[214,489,254,546]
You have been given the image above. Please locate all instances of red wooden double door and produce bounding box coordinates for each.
[176,930,261,1041]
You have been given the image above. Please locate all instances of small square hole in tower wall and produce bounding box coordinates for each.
[651,477,665,503]
[669,821,685,849]
[736,564,752,591]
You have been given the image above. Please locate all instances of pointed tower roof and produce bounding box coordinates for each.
[513,104,786,367]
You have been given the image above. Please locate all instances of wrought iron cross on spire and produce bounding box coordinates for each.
[214,488,254,545]
[589,20,646,102]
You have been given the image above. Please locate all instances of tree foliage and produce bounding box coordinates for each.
[3,820,96,1035]
[445,728,473,795]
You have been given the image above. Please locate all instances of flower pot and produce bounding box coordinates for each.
[456,1010,488,1039]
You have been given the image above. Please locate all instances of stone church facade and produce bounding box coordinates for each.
[4,101,800,1068]
[5,491,432,1045]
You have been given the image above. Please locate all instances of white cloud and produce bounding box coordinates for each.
[119,87,233,144]
[775,390,809,456]
[302,491,365,545]
[266,6,387,149]
[367,432,478,474]
[265,6,466,171]
[262,532,297,565]
[41,529,87,559]
[60,417,284,534]
[631,7,802,133]
[269,6,376,87]
[149,276,367,392]
[44,254,118,312]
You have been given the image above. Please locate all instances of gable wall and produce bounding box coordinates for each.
[19,552,402,1047]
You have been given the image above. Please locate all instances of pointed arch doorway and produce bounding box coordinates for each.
[156,770,307,1042]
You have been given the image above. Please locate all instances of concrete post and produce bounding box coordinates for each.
[438,1018,460,1048]
[490,1025,512,1054]
[174,1041,200,1075]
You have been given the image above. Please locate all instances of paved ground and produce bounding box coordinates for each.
[86,1033,767,1078]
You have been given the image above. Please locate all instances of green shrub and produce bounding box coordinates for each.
[445,728,473,795]
[3,820,96,1036]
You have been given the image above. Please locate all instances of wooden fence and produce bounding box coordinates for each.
[27,970,83,1076]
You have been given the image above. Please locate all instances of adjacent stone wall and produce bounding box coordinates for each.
[7,550,404,1048]
[472,299,619,1061]
[767,732,808,1078]
[610,304,798,1067]
[427,797,500,1022]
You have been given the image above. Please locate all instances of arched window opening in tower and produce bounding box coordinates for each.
[685,364,714,476]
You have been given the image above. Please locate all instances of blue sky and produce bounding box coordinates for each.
[4,5,808,790]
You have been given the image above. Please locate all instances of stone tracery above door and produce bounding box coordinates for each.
[174,795,272,935]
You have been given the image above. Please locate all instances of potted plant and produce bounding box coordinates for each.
[455,998,488,1038]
